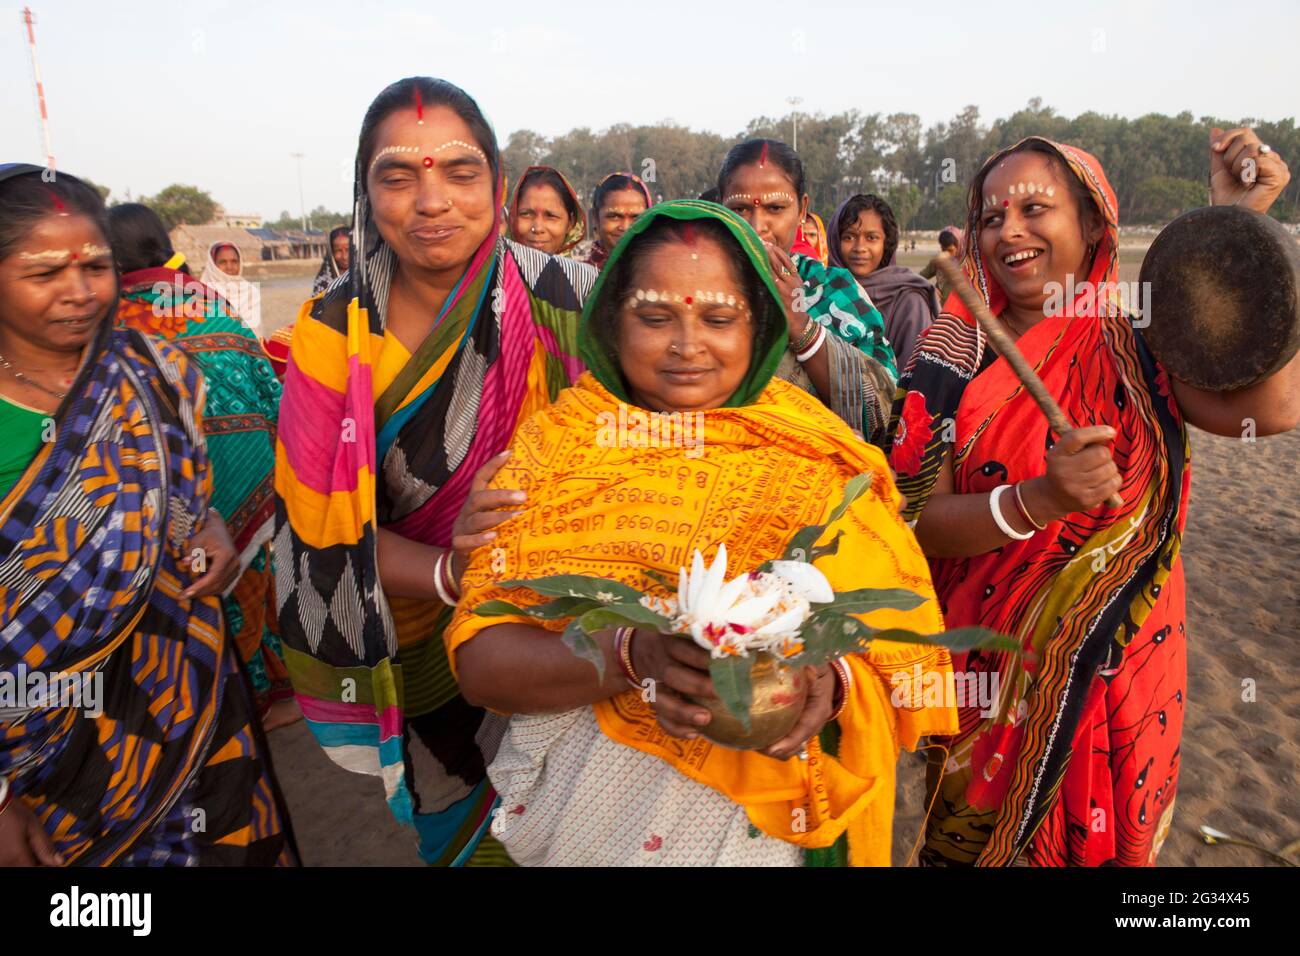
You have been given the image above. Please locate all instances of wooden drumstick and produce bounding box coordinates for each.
[931,256,1124,509]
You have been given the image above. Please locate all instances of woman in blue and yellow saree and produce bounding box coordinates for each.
[0,164,293,867]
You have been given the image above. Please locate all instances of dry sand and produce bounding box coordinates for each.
[259,249,1300,867]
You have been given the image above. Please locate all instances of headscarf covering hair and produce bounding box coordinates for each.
[591,170,652,217]
[273,77,593,856]
[827,194,898,271]
[508,165,586,254]
[827,194,938,371]
[0,162,111,264]
[582,171,654,270]
[889,138,1189,867]
[201,240,262,333]
[939,225,965,255]
[579,200,787,408]
[798,210,829,265]
[0,161,291,865]
[311,224,350,296]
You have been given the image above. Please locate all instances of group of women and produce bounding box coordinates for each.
[1,72,1295,868]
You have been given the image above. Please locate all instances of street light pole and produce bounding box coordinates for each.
[787,96,803,152]
[290,152,307,232]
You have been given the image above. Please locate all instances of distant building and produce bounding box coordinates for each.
[208,205,263,229]
[170,224,263,269]
[170,223,325,266]
[222,212,264,228]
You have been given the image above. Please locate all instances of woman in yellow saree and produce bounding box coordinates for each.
[445,200,957,866]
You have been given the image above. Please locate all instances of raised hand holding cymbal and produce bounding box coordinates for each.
[1210,127,1291,213]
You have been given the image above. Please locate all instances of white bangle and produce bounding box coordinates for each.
[795,324,827,363]
[989,484,1034,540]
[432,552,458,606]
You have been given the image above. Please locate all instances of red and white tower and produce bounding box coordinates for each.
[22,6,56,172]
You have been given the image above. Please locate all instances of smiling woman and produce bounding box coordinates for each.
[273,77,596,867]
[887,133,1298,867]
[445,201,956,866]
[827,193,939,372]
[718,139,898,445]
[507,165,586,257]
[0,164,292,867]
[575,171,653,271]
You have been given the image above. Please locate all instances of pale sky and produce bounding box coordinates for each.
[3,0,1296,218]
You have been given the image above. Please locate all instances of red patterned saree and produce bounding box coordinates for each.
[888,140,1190,866]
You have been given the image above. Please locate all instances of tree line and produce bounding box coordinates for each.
[501,98,1300,229]
[98,100,1299,234]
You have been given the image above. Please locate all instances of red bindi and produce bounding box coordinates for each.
[1002,199,1009,207]
[684,295,693,305]
[422,156,434,168]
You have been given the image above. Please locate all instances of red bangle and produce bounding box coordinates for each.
[440,551,462,602]
[614,626,641,688]
[828,659,852,721]
[1012,481,1047,532]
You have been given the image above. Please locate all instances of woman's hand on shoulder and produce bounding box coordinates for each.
[451,451,525,582]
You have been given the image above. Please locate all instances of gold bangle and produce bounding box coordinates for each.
[790,317,820,353]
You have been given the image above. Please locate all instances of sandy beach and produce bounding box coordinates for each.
[257,246,1300,867]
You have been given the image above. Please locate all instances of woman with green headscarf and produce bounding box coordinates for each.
[443,201,957,866]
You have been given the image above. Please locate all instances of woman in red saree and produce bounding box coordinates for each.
[889,131,1297,866]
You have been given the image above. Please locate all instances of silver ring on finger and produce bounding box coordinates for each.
[1260,144,1273,155]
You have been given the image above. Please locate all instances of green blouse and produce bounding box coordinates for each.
[0,394,49,501]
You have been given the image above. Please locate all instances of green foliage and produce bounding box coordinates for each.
[496,575,645,605]
[474,479,1018,733]
[495,101,1300,228]
[775,472,873,563]
[708,655,754,730]
[144,184,217,230]
[264,205,350,232]
[1130,177,1209,223]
